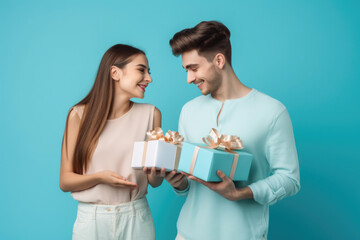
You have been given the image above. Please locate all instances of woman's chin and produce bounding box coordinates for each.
[133,93,145,99]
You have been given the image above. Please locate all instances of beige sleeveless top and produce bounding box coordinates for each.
[71,102,154,205]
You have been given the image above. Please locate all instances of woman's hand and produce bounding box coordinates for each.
[98,170,138,188]
[143,167,165,188]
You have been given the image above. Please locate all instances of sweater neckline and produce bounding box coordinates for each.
[207,88,257,104]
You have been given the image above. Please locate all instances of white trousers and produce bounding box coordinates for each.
[73,198,155,240]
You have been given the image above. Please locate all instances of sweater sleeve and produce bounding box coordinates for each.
[173,106,191,196]
[248,108,300,205]
[173,180,191,196]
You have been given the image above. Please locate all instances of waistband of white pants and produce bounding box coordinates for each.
[77,198,149,214]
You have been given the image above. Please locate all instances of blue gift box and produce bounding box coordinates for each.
[177,142,253,182]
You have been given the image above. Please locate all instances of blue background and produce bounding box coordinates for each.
[1,0,359,239]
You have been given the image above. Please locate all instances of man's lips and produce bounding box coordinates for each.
[195,81,204,89]
[138,84,147,91]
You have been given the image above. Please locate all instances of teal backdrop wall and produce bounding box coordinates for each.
[1,0,359,239]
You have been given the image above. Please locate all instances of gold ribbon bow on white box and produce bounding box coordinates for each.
[147,127,184,144]
[141,127,184,169]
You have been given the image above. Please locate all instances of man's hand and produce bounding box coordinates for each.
[185,170,253,201]
[165,170,188,191]
[143,167,166,188]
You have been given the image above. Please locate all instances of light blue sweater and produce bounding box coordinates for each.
[175,89,300,240]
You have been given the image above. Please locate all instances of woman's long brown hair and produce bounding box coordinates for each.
[63,44,145,174]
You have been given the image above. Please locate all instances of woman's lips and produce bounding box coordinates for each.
[138,84,147,91]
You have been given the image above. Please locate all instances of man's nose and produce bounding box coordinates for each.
[187,71,195,84]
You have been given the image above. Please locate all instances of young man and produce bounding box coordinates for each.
[165,21,300,240]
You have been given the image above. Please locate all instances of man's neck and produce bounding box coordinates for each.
[211,68,252,102]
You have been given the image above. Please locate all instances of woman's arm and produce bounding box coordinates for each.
[59,108,137,192]
[146,107,165,188]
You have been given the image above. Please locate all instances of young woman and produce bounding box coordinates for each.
[60,44,165,240]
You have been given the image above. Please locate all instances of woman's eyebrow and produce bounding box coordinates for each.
[136,64,148,69]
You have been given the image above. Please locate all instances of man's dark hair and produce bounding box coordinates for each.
[169,21,232,65]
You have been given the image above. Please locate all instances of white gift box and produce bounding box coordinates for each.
[131,140,181,171]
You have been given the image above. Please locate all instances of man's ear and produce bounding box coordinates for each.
[214,53,226,70]
[110,66,122,81]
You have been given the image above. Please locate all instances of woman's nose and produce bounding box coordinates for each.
[145,73,152,83]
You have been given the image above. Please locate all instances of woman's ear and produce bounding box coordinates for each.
[214,53,226,70]
[110,66,122,81]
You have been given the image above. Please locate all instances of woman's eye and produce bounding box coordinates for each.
[138,69,145,73]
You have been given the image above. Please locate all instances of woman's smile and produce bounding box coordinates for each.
[138,84,147,91]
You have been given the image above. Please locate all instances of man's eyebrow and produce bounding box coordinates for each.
[183,64,199,69]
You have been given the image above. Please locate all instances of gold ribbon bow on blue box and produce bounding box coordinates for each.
[178,129,253,181]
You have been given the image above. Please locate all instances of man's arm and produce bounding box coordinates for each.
[189,108,300,203]
[248,108,300,205]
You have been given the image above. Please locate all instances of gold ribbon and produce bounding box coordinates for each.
[202,128,244,153]
[141,142,148,167]
[174,146,182,170]
[189,146,200,175]
[147,127,184,144]
[189,129,244,180]
[142,127,184,169]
